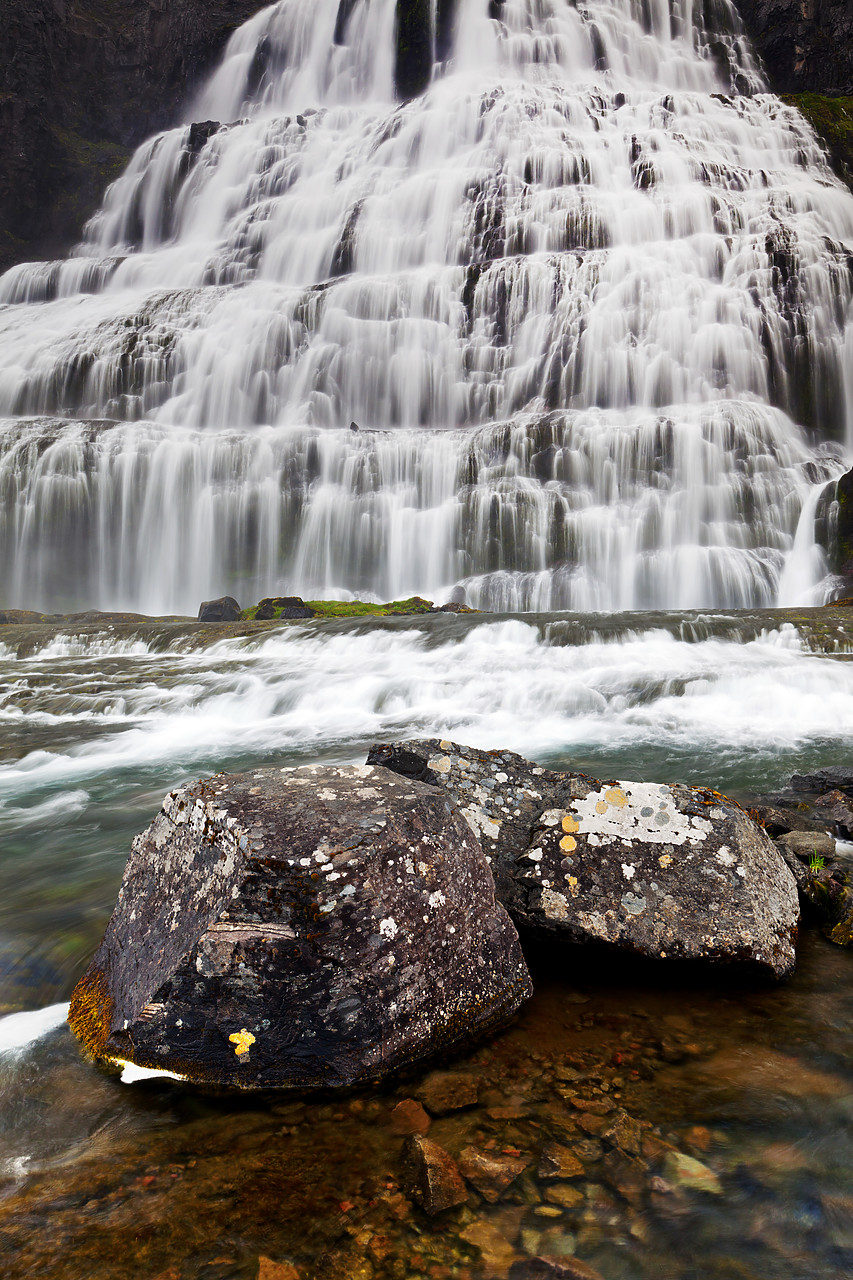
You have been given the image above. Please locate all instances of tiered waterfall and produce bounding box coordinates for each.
[0,0,851,614]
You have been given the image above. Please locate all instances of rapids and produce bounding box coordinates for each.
[1,0,852,613]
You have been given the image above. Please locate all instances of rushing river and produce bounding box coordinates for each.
[1,614,853,1278]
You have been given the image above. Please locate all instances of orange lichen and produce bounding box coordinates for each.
[229,1029,256,1056]
[68,965,114,1060]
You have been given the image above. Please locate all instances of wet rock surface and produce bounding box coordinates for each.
[371,740,800,978]
[68,763,531,1087]
[0,0,271,269]
[197,595,242,622]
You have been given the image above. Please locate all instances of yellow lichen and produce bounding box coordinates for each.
[567,876,579,897]
[659,854,673,869]
[561,814,579,833]
[595,801,608,815]
[605,787,628,808]
[559,834,577,852]
[229,1029,256,1057]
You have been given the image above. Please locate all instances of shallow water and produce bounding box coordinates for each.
[1,613,853,1278]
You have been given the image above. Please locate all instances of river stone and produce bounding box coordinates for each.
[518,779,799,977]
[68,764,531,1089]
[366,738,588,910]
[371,741,799,978]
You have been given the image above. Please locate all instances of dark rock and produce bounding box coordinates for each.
[254,596,315,621]
[371,740,800,979]
[394,0,433,100]
[456,1145,530,1202]
[417,1069,480,1115]
[197,595,242,622]
[735,0,853,96]
[186,120,222,154]
[811,789,853,835]
[790,766,853,795]
[366,738,588,910]
[0,0,271,270]
[749,804,827,837]
[68,763,532,1088]
[401,1135,468,1214]
[517,779,799,978]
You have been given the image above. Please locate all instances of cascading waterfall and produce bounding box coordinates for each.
[0,0,851,614]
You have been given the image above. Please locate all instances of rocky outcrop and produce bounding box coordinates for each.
[370,739,800,978]
[69,763,531,1088]
[816,467,853,593]
[735,0,853,97]
[0,0,270,270]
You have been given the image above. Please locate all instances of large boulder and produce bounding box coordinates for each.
[68,764,531,1088]
[369,740,800,979]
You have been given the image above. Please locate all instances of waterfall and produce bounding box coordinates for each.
[0,0,851,614]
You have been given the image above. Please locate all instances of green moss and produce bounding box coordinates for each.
[781,94,853,192]
[240,596,441,621]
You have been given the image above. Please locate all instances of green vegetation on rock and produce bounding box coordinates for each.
[240,596,444,621]
[782,94,853,191]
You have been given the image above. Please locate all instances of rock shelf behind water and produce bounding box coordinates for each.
[69,764,531,1089]
[370,740,800,979]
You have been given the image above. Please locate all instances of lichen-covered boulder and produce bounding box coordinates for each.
[69,764,531,1089]
[370,741,800,979]
[366,738,586,911]
[518,780,799,977]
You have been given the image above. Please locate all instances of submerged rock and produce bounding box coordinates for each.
[402,1135,468,1214]
[68,764,531,1089]
[371,740,800,978]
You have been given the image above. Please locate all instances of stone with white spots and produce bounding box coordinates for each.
[370,740,800,979]
[69,764,532,1088]
[519,778,799,978]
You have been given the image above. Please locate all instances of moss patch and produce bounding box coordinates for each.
[240,596,442,621]
[781,94,853,191]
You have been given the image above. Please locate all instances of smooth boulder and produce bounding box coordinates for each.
[370,740,800,979]
[69,764,531,1088]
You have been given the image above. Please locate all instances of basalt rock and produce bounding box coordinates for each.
[197,595,242,622]
[68,763,531,1089]
[371,740,800,978]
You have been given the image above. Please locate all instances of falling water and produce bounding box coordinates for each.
[0,0,851,612]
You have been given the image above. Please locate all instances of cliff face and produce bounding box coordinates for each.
[0,0,269,270]
[735,0,853,97]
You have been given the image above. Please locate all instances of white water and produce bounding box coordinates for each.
[0,1004,69,1058]
[0,0,852,611]
[3,620,853,807]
